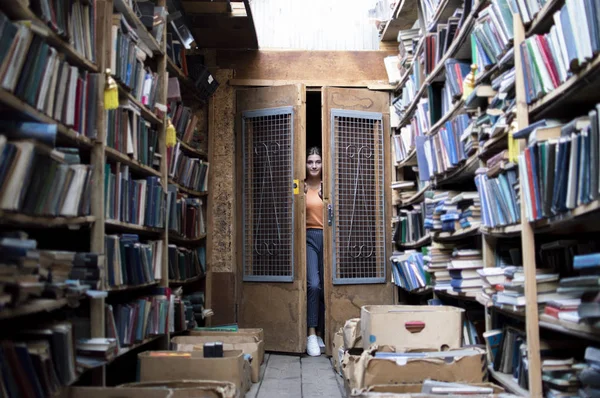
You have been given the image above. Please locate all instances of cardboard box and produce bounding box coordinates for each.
[332,328,345,375]
[354,347,487,390]
[190,328,265,363]
[119,381,239,398]
[360,305,464,351]
[341,351,363,396]
[350,382,504,397]
[171,336,263,383]
[343,318,362,349]
[138,350,249,394]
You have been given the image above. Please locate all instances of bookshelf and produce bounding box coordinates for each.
[390,0,600,395]
[0,0,211,391]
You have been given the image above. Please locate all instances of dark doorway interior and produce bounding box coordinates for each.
[306,91,322,151]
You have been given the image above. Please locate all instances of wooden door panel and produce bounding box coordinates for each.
[322,87,394,354]
[236,85,306,353]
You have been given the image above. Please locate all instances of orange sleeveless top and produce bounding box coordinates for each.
[306,187,323,229]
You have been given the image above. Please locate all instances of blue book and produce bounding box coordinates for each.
[574,253,600,269]
[415,135,431,181]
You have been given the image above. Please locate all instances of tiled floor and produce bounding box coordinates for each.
[247,353,345,398]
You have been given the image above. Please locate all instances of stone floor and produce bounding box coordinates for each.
[247,353,345,398]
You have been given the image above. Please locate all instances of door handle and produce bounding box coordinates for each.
[327,204,334,226]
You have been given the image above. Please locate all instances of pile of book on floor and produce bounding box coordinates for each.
[337,305,504,396]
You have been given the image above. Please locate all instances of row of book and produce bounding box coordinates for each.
[0,12,101,138]
[111,14,148,92]
[167,188,206,240]
[29,0,97,63]
[392,57,424,122]
[520,1,600,104]
[515,112,600,221]
[105,291,170,349]
[423,8,466,74]
[104,234,163,288]
[106,103,160,168]
[390,251,429,291]
[392,205,427,246]
[0,323,78,397]
[423,243,484,292]
[424,190,481,234]
[168,245,206,281]
[397,28,420,70]
[486,326,529,389]
[415,114,472,181]
[471,0,516,74]
[475,156,521,228]
[0,232,100,307]
[168,146,210,192]
[104,164,166,228]
[0,135,92,217]
[168,100,201,146]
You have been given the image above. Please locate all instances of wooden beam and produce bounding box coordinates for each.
[183,2,230,14]
[229,79,391,88]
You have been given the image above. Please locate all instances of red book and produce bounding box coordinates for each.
[535,35,560,88]
[524,147,539,220]
[544,306,560,318]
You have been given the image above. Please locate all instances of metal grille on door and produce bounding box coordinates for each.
[331,110,385,284]
[242,107,295,282]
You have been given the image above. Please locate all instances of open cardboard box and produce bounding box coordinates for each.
[350,382,504,397]
[190,328,265,363]
[63,380,240,398]
[343,318,362,349]
[138,350,251,395]
[171,335,263,382]
[361,306,464,351]
[332,328,345,375]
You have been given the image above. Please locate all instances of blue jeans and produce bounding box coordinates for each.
[307,228,324,330]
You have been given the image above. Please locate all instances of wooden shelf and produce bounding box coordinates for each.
[178,139,208,159]
[480,223,521,238]
[401,183,430,207]
[109,335,165,364]
[398,82,428,128]
[396,234,432,249]
[538,314,600,342]
[169,274,206,286]
[526,0,563,37]
[379,0,420,42]
[105,219,164,235]
[0,298,70,320]
[528,52,600,119]
[0,88,94,149]
[433,223,481,242]
[393,69,412,93]
[436,290,479,302]
[427,0,465,32]
[169,178,208,197]
[113,0,163,55]
[533,199,600,232]
[105,147,162,178]
[488,366,530,397]
[1,2,98,72]
[432,154,479,187]
[169,233,207,247]
[426,99,465,137]
[106,281,160,292]
[0,212,95,228]
[117,83,163,125]
[478,132,508,161]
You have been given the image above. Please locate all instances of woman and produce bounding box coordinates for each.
[305,147,325,356]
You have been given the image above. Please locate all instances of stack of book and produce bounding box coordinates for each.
[415,115,473,181]
[0,12,101,138]
[423,243,454,291]
[75,337,118,365]
[0,135,93,216]
[104,164,166,228]
[167,187,206,239]
[475,161,520,228]
[106,101,160,168]
[104,234,163,288]
[390,251,429,292]
[167,142,210,192]
[423,12,466,75]
[515,113,600,222]
[579,347,600,397]
[520,3,600,104]
[424,191,480,234]
[168,245,206,281]
[105,291,170,349]
[397,28,421,68]
[0,322,78,396]
[471,0,515,75]
[173,295,196,332]
[448,248,484,294]
[393,205,426,246]
[185,291,209,324]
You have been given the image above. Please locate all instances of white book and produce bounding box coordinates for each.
[0,142,35,210]
[36,48,57,111]
[548,28,567,83]
[65,66,79,127]
[553,11,571,73]
[139,179,147,225]
[60,165,88,216]
[2,24,33,91]
[565,132,578,209]
[383,55,401,84]
[45,57,61,116]
[54,62,69,122]
[529,37,555,93]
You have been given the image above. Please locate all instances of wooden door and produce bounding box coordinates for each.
[236,85,307,353]
[322,87,394,353]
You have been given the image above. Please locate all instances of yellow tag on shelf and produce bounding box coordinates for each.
[293,179,300,194]
[507,121,519,163]
[166,117,177,148]
[104,69,119,110]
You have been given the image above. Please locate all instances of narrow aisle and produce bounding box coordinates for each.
[248,354,344,398]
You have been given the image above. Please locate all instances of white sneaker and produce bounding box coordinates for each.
[317,336,325,353]
[306,335,320,356]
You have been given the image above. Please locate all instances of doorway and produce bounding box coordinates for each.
[306,91,322,150]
